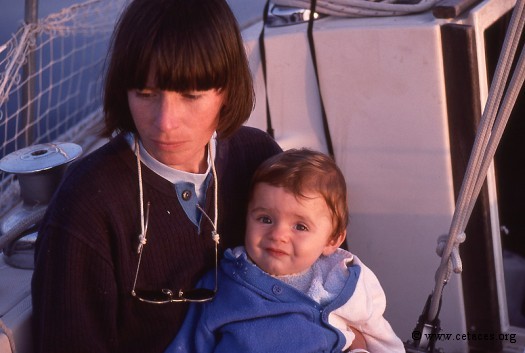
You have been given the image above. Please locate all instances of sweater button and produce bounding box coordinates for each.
[272,285,283,295]
[181,190,192,201]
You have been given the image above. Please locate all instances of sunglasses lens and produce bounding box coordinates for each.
[133,288,214,303]
[182,288,215,302]
[134,289,173,303]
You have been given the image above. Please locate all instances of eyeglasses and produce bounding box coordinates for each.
[130,137,220,304]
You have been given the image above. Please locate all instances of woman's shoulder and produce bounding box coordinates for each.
[73,134,131,168]
[225,126,281,152]
[41,134,136,238]
[232,125,272,139]
[217,126,281,168]
[65,134,132,178]
[53,134,134,201]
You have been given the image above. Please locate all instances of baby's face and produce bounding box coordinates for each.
[245,183,340,276]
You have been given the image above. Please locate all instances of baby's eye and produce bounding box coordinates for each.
[257,216,272,224]
[294,224,309,231]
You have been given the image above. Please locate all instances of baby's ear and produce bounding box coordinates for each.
[322,230,347,256]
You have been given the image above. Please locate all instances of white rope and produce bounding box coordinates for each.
[436,232,466,281]
[271,0,440,17]
[210,141,219,241]
[427,0,525,323]
[131,136,149,296]
[133,136,220,251]
[196,141,220,245]
[131,136,219,297]
[0,206,46,250]
[135,136,149,255]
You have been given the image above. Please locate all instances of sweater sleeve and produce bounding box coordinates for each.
[31,142,126,353]
[32,223,119,353]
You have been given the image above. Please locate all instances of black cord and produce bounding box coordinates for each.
[307,0,335,159]
[258,0,275,138]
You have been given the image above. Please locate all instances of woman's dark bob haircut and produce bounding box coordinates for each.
[102,0,254,138]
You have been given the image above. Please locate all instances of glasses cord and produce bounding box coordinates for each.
[131,135,220,295]
[132,136,147,295]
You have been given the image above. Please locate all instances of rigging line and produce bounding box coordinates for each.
[457,4,525,234]
[446,0,524,276]
[469,46,525,223]
[427,0,525,323]
[307,0,335,159]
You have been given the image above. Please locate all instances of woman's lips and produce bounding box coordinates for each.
[152,139,185,150]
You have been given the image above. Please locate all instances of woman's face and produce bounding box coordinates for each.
[127,75,224,173]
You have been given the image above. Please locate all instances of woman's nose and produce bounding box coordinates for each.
[156,93,181,130]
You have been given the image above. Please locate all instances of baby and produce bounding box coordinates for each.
[166,148,405,352]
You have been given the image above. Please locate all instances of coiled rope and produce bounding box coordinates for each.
[271,0,441,17]
[0,206,46,250]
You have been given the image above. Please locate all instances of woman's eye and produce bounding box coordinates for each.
[257,216,272,224]
[134,89,156,98]
[181,92,200,100]
[294,224,309,231]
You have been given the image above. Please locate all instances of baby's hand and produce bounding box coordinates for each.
[348,325,367,350]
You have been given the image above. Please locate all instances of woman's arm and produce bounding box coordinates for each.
[32,224,118,353]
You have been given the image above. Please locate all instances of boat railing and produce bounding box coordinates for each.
[0,0,127,217]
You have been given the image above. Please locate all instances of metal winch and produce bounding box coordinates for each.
[0,142,82,269]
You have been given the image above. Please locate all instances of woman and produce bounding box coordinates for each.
[31,0,282,352]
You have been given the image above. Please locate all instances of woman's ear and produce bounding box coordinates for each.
[322,230,347,256]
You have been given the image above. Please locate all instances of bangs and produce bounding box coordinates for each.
[151,32,228,92]
[124,0,229,92]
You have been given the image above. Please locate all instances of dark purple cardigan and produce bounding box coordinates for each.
[31,126,281,353]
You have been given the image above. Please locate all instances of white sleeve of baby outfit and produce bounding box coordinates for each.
[328,255,405,353]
